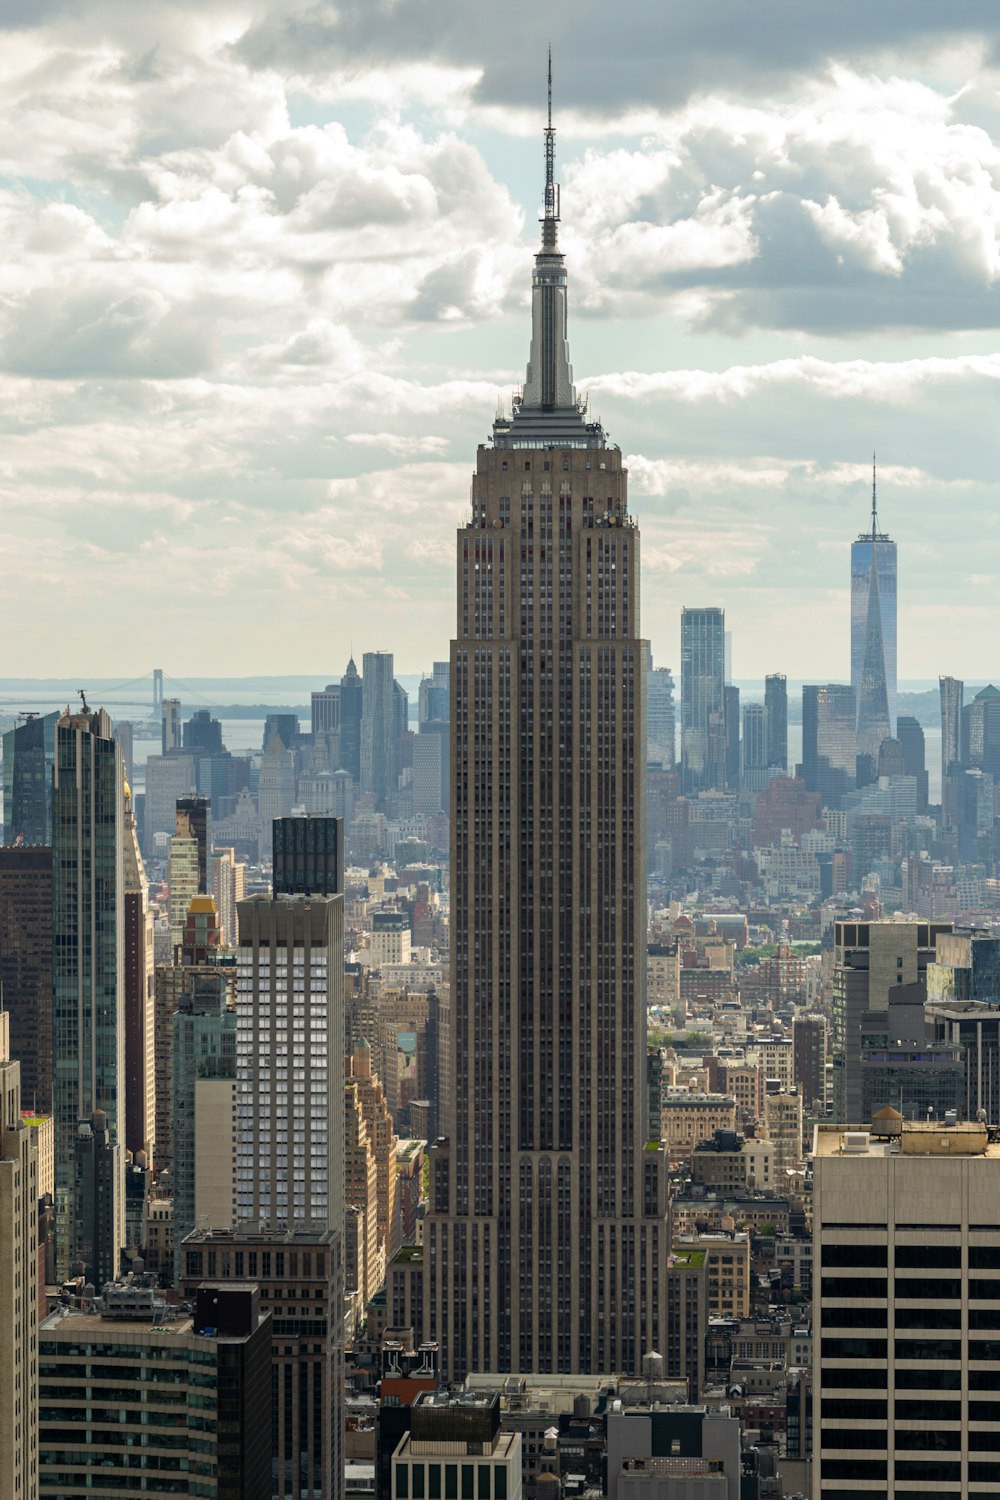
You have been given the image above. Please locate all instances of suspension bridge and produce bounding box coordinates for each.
[0,669,221,722]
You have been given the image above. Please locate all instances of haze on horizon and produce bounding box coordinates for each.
[4,3,1000,679]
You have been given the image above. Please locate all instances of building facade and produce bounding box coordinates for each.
[0,1012,39,1500]
[681,608,726,794]
[850,472,897,734]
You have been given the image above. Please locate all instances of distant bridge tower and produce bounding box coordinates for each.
[152,668,164,714]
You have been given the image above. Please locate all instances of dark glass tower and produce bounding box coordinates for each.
[424,72,666,1382]
[2,710,58,845]
[765,673,788,772]
[52,707,125,1280]
[851,461,897,733]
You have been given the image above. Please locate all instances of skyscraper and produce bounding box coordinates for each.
[681,607,726,793]
[361,651,400,812]
[851,460,897,732]
[800,683,856,807]
[424,74,666,1381]
[741,701,767,789]
[123,788,155,1163]
[646,654,676,769]
[52,706,125,1281]
[764,672,787,772]
[0,846,53,1113]
[855,540,892,777]
[940,674,964,782]
[339,656,363,783]
[2,709,58,845]
[723,681,740,790]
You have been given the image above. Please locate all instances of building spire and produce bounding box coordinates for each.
[542,47,559,250]
[871,451,878,540]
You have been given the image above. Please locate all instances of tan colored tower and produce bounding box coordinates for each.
[424,66,667,1380]
[0,1010,40,1500]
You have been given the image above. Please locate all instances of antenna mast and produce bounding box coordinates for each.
[542,48,559,245]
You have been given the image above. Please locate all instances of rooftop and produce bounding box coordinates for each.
[814,1120,998,1158]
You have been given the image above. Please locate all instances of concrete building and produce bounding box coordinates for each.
[52,707,125,1283]
[661,1093,737,1159]
[763,1087,804,1176]
[142,752,195,855]
[391,1393,521,1500]
[38,1279,271,1500]
[424,97,667,1379]
[234,893,344,1230]
[792,1013,827,1118]
[313,683,341,737]
[257,736,295,860]
[372,909,412,969]
[606,1401,740,1500]
[0,845,53,1114]
[813,1118,1000,1498]
[691,1130,775,1194]
[168,826,201,954]
[348,1042,399,1270]
[180,1226,343,1500]
[831,919,953,1121]
[345,1071,382,1316]
[0,1011,39,1500]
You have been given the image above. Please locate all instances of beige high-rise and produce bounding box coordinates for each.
[424,78,667,1380]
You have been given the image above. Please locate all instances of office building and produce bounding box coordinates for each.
[0,1011,39,1500]
[167,822,200,955]
[0,846,53,1113]
[362,651,399,811]
[340,656,364,783]
[183,709,223,757]
[257,736,295,860]
[180,1226,343,1500]
[123,788,155,1163]
[142,753,195,854]
[2,709,58,845]
[857,982,964,1121]
[813,1118,1000,1498]
[176,794,210,891]
[418,662,450,728]
[681,607,726,793]
[39,1279,272,1500]
[210,845,245,948]
[424,89,666,1382]
[412,733,445,817]
[647,654,676,769]
[792,1012,827,1117]
[391,1393,522,1500]
[161,696,181,753]
[831,919,953,1122]
[114,720,134,788]
[963,683,1000,778]
[312,682,341,737]
[896,713,928,813]
[855,543,892,777]
[171,969,236,1277]
[272,814,344,897]
[52,706,125,1283]
[940,674,964,788]
[851,464,897,733]
[234,894,344,1230]
[741,701,767,789]
[765,671,788,772]
[372,910,411,968]
[800,684,857,806]
[723,681,740,790]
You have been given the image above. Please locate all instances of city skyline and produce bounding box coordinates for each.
[5,10,1000,674]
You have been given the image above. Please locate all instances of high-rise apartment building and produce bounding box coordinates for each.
[0,846,53,1113]
[312,683,341,737]
[940,674,964,787]
[813,1118,1000,1498]
[361,651,399,811]
[167,822,200,955]
[681,607,726,793]
[52,706,125,1282]
[741,701,767,789]
[234,894,344,1231]
[210,845,245,947]
[172,970,236,1277]
[792,1011,827,1117]
[764,672,787,772]
[896,713,928,813]
[257,736,295,860]
[424,86,666,1381]
[0,1011,39,1500]
[851,465,897,733]
[2,709,58,845]
[123,789,155,1163]
[176,794,210,891]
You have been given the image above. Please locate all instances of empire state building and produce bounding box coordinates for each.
[423,73,667,1380]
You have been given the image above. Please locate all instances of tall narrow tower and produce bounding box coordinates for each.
[851,459,897,733]
[424,63,667,1381]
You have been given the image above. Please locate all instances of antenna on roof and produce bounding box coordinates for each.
[871,451,878,540]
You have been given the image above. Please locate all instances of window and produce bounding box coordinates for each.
[397,1469,409,1500]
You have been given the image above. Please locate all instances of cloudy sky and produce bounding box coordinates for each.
[5,2,1000,681]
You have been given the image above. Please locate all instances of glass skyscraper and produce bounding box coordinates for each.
[851,469,897,733]
[681,606,726,792]
[51,706,125,1281]
[2,709,58,845]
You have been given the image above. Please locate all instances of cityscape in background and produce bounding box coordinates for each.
[6,50,1000,1500]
